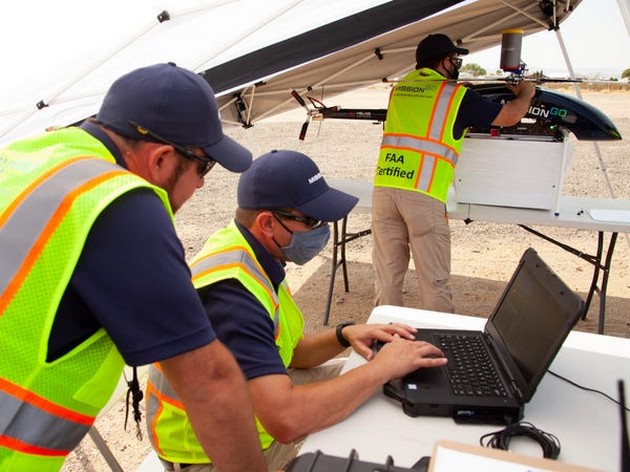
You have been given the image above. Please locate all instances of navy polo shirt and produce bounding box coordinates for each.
[196,222,291,380]
[455,87,503,138]
[47,122,216,365]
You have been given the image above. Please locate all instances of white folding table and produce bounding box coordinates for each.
[300,305,630,472]
[323,179,630,335]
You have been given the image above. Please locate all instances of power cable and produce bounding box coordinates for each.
[548,370,630,412]
[480,421,561,459]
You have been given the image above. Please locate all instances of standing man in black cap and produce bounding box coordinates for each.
[146,150,448,471]
[372,33,535,313]
[0,63,266,472]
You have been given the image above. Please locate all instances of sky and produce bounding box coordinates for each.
[465,0,630,78]
[1,0,628,81]
[0,0,628,105]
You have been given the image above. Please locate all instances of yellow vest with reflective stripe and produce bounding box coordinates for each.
[0,127,172,471]
[374,68,468,203]
[146,222,304,463]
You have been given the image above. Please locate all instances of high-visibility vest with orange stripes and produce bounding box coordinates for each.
[374,68,468,203]
[0,127,172,471]
[146,222,304,464]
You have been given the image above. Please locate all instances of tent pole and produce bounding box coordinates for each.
[554,27,630,251]
[617,0,630,35]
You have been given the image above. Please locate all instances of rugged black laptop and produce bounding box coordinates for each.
[382,248,584,425]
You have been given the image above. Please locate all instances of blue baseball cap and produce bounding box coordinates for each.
[416,33,469,64]
[96,62,252,172]
[237,150,358,222]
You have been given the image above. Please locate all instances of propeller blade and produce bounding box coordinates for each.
[291,90,308,109]
[299,120,310,141]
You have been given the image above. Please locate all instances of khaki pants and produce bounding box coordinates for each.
[372,186,454,313]
[164,440,301,472]
[163,358,346,472]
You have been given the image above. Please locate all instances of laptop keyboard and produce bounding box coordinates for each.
[435,334,507,397]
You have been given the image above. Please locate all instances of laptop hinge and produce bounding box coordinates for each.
[509,380,523,399]
[487,334,523,400]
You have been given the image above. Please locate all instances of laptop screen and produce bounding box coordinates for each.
[486,249,584,397]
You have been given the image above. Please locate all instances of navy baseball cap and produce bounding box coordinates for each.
[237,150,358,222]
[416,33,469,64]
[96,62,252,172]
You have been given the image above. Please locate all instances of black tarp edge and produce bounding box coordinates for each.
[201,0,465,94]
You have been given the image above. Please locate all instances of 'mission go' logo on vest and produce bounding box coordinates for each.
[396,83,438,94]
[375,153,415,180]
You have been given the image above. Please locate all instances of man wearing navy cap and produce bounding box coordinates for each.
[146,150,448,471]
[0,63,266,471]
[372,33,536,312]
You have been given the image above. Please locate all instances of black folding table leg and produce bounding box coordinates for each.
[323,216,372,325]
[582,231,604,321]
[597,232,617,334]
[324,219,343,325]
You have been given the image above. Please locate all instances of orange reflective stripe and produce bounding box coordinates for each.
[439,84,460,140]
[380,135,458,166]
[145,382,167,458]
[146,370,187,458]
[0,377,93,425]
[192,245,265,280]
[427,81,448,138]
[0,160,127,315]
[0,156,87,228]
[197,261,276,303]
[414,154,434,191]
[0,378,94,454]
[146,379,183,410]
[191,245,281,336]
[0,434,68,457]
[147,367,181,407]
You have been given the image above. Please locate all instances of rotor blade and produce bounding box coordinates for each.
[298,119,309,141]
[291,89,308,109]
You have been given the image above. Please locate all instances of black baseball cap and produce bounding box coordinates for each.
[97,62,252,172]
[237,150,358,222]
[415,33,469,64]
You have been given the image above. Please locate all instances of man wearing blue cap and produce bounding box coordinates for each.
[0,63,266,471]
[146,150,447,471]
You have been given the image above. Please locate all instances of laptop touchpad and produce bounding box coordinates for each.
[405,365,448,392]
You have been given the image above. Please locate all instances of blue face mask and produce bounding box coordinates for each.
[278,223,331,265]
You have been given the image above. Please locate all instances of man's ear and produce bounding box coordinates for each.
[145,143,176,184]
[256,211,275,234]
[439,56,449,72]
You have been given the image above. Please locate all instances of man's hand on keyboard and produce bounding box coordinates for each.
[373,335,448,381]
[343,322,417,360]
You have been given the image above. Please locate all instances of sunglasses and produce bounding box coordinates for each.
[271,209,323,230]
[450,56,463,70]
[128,121,216,177]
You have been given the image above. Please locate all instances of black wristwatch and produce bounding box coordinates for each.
[335,321,355,348]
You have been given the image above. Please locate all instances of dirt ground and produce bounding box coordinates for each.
[61,87,630,471]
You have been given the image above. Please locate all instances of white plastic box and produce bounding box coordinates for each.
[453,133,574,212]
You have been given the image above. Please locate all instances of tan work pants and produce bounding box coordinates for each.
[371,186,454,313]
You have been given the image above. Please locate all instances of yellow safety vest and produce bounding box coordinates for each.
[146,222,304,464]
[0,127,172,471]
[374,68,468,203]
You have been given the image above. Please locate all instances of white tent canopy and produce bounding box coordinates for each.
[0,0,583,145]
[213,0,586,126]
